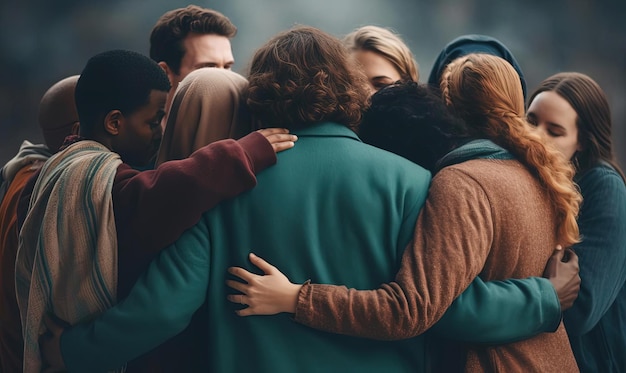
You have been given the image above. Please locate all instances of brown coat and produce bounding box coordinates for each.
[296,159,578,372]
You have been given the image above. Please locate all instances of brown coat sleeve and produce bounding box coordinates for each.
[295,167,494,340]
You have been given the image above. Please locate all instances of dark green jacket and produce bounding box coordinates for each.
[565,163,626,372]
[61,124,560,372]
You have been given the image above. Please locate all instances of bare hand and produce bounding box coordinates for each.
[226,253,302,316]
[256,128,297,153]
[39,313,70,373]
[543,245,580,311]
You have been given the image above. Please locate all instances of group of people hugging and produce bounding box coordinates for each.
[0,5,624,373]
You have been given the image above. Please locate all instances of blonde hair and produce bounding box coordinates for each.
[344,25,419,82]
[440,53,581,247]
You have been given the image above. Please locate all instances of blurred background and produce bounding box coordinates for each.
[1,0,625,167]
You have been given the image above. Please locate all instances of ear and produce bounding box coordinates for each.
[103,110,124,136]
[71,121,80,136]
[158,61,176,88]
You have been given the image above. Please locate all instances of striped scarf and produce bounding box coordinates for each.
[15,140,122,372]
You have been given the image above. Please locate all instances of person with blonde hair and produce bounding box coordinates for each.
[344,25,418,92]
[527,72,626,372]
[227,53,582,372]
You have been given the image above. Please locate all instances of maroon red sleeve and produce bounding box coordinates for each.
[113,131,275,257]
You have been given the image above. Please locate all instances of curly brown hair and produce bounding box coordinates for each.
[246,26,370,130]
[150,5,236,74]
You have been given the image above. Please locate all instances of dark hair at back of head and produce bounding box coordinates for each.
[75,50,171,138]
[150,6,236,74]
[359,81,470,172]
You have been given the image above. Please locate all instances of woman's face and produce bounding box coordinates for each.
[353,49,402,94]
[527,90,581,161]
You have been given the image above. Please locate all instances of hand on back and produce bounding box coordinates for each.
[256,128,298,153]
[226,253,301,316]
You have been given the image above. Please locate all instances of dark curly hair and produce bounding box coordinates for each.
[150,6,236,74]
[246,26,370,130]
[359,81,470,172]
[75,50,171,138]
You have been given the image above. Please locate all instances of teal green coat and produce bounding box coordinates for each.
[61,123,561,372]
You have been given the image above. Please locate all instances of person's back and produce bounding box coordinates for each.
[199,28,426,370]
[198,120,429,371]
[433,155,574,371]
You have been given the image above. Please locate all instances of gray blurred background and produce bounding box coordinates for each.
[1,0,625,167]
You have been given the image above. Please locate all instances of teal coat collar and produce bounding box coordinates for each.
[436,139,514,171]
[292,122,362,142]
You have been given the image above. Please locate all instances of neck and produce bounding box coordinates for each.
[88,133,113,152]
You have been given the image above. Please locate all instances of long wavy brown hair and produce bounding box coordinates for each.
[246,26,370,130]
[440,53,581,247]
[528,72,625,182]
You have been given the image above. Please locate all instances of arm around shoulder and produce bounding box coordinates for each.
[114,132,276,256]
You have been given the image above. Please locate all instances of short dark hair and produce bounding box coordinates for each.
[150,6,237,74]
[75,50,171,138]
[359,81,469,172]
[246,26,370,130]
